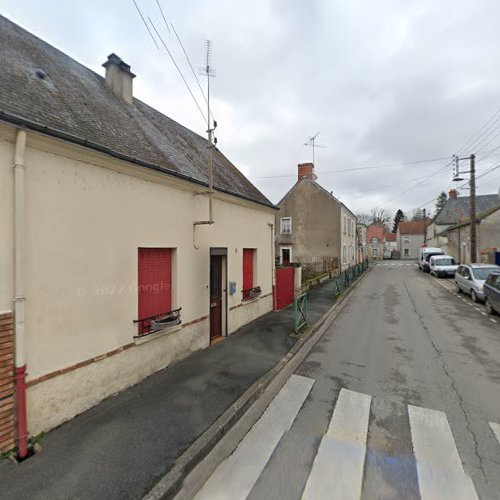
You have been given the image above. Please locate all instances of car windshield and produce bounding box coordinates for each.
[425,253,442,261]
[473,267,500,280]
[434,258,455,266]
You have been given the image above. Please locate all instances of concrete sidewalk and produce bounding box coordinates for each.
[0,278,344,500]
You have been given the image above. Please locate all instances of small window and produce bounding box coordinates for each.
[403,236,410,244]
[371,237,378,244]
[280,217,292,235]
[344,217,347,234]
[372,248,378,257]
[404,248,410,256]
[343,245,347,263]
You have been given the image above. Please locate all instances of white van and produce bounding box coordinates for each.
[429,255,458,278]
[418,247,444,272]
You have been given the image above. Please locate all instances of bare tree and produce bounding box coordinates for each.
[370,207,392,228]
[355,212,372,225]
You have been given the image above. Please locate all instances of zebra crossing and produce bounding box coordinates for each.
[194,375,500,500]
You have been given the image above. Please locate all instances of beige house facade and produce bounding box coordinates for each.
[0,16,276,446]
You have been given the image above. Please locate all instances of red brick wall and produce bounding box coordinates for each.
[0,311,15,453]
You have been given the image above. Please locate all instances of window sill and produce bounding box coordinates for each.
[241,294,261,305]
[134,322,182,345]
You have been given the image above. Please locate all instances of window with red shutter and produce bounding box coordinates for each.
[138,248,172,335]
[242,249,257,300]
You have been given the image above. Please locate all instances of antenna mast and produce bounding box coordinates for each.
[304,132,327,165]
[195,40,216,226]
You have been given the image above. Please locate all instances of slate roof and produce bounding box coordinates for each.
[398,220,427,235]
[433,194,499,225]
[0,15,274,208]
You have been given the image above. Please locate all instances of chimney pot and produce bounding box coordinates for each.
[448,189,458,199]
[298,162,315,181]
[102,53,136,104]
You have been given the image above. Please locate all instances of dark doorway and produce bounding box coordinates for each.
[282,248,290,265]
[210,255,223,342]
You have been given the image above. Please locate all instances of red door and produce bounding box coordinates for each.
[210,255,223,341]
[138,248,171,335]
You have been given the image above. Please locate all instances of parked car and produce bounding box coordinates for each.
[418,247,444,272]
[484,272,500,315]
[454,264,500,302]
[429,255,458,278]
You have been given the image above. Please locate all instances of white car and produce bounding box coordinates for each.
[418,247,444,272]
[429,255,458,278]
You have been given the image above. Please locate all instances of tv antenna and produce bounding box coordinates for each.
[194,40,217,226]
[304,132,327,165]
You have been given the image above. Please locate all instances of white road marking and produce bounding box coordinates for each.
[490,422,500,445]
[481,312,487,316]
[408,405,478,500]
[474,307,481,312]
[194,374,314,500]
[490,318,498,323]
[302,388,371,500]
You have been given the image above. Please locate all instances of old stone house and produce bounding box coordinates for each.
[276,163,357,272]
[366,225,385,260]
[446,205,500,264]
[426,189,500,254]
[0,16,276,454]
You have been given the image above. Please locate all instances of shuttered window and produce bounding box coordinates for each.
[243,249,255,294]
[138,248,172,334]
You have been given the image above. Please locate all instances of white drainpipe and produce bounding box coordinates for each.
[14,130,26,367]
[13,129,28,458]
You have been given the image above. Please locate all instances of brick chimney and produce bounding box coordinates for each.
[448,189,458,199]
[298,162,315,181]
[102,53,136,104]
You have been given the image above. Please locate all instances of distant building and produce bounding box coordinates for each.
[366,225,385,260]
[426,189,500,253]
[276,163,357,272]
[384,232,398,258]
[397,221,427,259]
[357,223,368,262]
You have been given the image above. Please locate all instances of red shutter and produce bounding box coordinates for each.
[243,249,254,291]
[138,248,172,334]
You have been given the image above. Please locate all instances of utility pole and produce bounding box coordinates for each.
[469,154,477,263]
[423,208,427,245]
[452,153,477,262]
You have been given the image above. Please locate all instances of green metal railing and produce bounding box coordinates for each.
[294,293,308,333]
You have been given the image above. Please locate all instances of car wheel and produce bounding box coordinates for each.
[471,290,478,303]
[485,298,496,315]
[454,282,461,293]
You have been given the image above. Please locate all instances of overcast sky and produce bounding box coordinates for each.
[2,0,500,217]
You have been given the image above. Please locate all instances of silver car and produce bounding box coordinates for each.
[454,263,500,302]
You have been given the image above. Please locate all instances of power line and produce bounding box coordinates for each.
[147,14,207,123]
[458,107,500,155]
[131,0,207,123]
[170,22,216,123]
[132,0,159,50]
[155,0,171,34]
[251,156,450,180]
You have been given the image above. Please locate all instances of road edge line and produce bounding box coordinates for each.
[143,266,374,500]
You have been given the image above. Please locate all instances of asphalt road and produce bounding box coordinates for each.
[189,261,500,500]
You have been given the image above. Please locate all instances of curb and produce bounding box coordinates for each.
[143,266,373,500]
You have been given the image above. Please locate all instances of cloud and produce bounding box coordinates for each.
[2,0,500,217]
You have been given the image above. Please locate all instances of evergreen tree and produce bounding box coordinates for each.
[392,209,405,233]
[435,191,447,214]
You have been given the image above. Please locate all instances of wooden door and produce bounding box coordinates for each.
[210,255,223,340]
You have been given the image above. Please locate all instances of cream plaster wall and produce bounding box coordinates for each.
[0,124,275,432]
[341,207,357,270]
